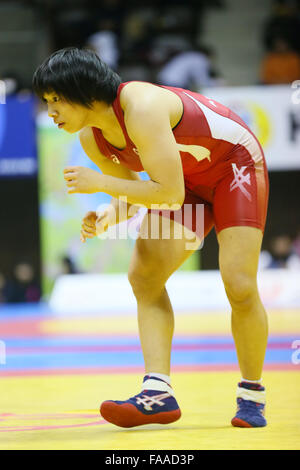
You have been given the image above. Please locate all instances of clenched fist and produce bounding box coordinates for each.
[80,211,97,243]
[80,207,116,243]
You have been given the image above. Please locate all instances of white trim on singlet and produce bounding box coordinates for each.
[183,92,262,163]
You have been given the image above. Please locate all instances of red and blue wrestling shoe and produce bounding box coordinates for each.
[100,376,181,428]
[231,381,267,428]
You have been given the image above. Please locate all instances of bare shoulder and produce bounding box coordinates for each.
[120,81,183,134]
[120,81,181,114]
[120,82,162,108]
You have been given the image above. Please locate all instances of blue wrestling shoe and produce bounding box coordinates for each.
[100,376,181,428]
[231,382,267,428]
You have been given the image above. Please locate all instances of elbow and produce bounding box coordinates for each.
[151,182,185,209]
[167,188,185,209]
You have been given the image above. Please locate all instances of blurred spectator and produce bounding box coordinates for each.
[263,0,300,53]
[3,263,40,303]
[157,45,223,90]
[0,71,24,95]
[61,256,78,275]
[86,18,120,70]
[259,235,300,269]
[121,6,156,64]
[148,5,193,69]
[260,36,300,84]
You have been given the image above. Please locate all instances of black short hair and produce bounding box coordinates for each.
[32,47,122,107]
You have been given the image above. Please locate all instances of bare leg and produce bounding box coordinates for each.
[218,226,268,380]
[128,213,201,375]
[136,287,174,375]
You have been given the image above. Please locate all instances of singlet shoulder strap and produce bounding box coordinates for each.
[91,126,107,155]
[111,82,134,145]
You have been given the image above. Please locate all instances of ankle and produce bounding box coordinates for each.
[146,372,171,385]
[241,377,262,384]
[142,373,174,395]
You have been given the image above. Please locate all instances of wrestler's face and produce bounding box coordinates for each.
[43,92,90,134]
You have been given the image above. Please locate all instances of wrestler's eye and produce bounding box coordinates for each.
[42,96,59,103]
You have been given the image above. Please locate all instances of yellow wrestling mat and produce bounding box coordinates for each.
[39,309,299,336]
[0,308,299,449]
[0,371,299,450]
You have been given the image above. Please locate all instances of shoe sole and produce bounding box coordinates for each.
[231,417,267,428]
[100,401,181,428]
[231,417,253,428]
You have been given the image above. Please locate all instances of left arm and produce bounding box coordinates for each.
[64,99,185,209]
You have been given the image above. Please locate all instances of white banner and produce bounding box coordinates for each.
[49,269,300,315]
[203,84,300,170]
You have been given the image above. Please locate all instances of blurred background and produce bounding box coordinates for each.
[0,0,300,309]
[1,1,299,449]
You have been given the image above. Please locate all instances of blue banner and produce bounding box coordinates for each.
[0,94,37,177]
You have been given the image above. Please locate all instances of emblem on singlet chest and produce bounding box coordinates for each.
[111,154,120,164]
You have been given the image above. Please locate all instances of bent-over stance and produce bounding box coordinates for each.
[33,47,269,428]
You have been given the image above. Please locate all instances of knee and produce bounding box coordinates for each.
[128,265,166,303]
[223,272,258,308]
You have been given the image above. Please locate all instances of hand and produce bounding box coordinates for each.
[95,209,111,237]
[80,208,114,242]
[80,211,97,243]
[64,166,102,194]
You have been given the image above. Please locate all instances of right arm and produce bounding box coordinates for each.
[79,127,141,241]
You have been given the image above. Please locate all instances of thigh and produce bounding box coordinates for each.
[212,148,269,294]
[129,211,201,283]
[213,157,269,235]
